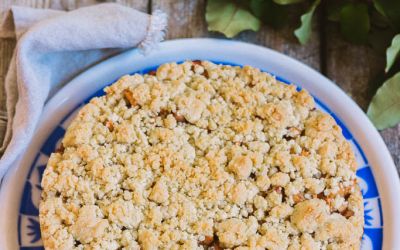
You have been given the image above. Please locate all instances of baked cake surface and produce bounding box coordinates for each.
[39,61,364,250]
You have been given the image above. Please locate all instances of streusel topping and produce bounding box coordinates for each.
[40,61,363,250]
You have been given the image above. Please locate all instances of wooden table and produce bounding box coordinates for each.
[0,0,399,174]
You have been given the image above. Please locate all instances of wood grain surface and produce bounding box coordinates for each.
[0,0,398,173]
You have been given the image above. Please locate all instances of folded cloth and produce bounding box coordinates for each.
[0,3,167,180]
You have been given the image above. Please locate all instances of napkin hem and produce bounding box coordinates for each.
[139,9,167,53]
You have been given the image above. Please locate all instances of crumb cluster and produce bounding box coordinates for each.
[40,61,363,250]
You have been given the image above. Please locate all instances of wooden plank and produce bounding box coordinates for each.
[0,0,51,12]
[380,126,400,170]
[324,24,400,171]
[0,0,149,18]
[235,19,321,71]
[114,0,148,12]
[151,0,208,39]
[0,39,14,147]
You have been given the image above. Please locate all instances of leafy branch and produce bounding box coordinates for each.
[205,0,400,130]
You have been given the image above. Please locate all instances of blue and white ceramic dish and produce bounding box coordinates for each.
[0,39,399,250]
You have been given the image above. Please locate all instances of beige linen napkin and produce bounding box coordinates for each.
[0,3,167,180]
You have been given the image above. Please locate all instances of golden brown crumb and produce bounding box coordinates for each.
[40,61,363,250]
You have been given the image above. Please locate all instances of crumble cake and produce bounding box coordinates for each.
[39,61,364,249]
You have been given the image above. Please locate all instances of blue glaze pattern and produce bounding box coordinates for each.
[18,63,383,250]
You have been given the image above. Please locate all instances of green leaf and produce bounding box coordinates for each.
[385,34,400,72]
[339,3,370,44]
[249,0,265,18]
[250,0,288,28]
[326,0,346,22]
[294,0,320,45]
[206,0,261,38]
[373,0,400,31]
[367,72,400,130]
[273,0,304,5]
[373,0,387,18]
